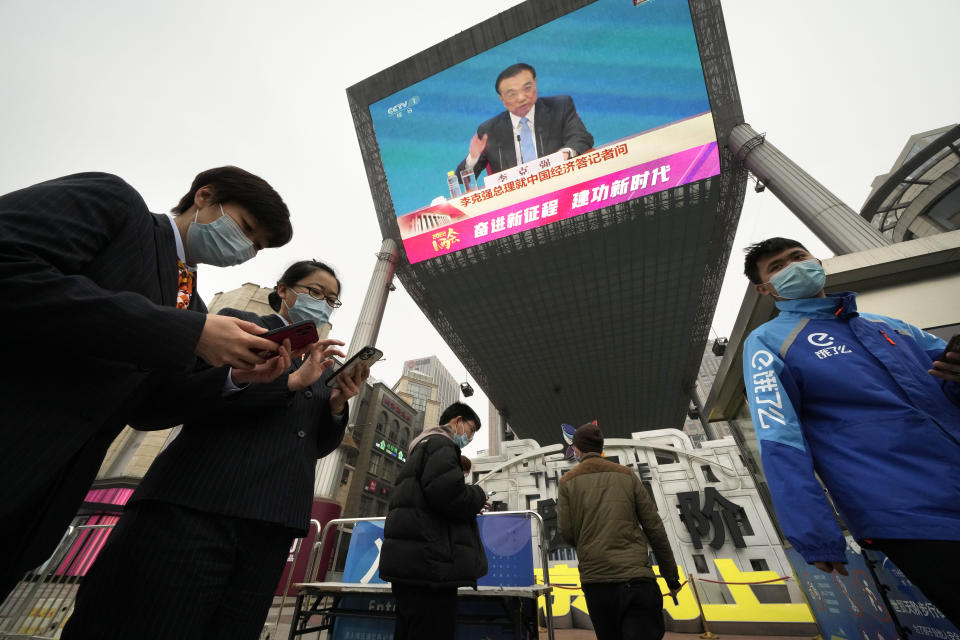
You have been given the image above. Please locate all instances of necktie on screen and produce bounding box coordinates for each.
[176,259,195,310]
[519,116,536,164]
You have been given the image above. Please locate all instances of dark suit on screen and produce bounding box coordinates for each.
[62,309,349,640]
[0,173,206,600]
[456,95,593,180]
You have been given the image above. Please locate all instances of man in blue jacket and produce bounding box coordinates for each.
[741,237,960,621]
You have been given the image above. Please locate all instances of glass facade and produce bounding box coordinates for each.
[864,125,960,241]
[402,356,459,410]
[406,381,432,412]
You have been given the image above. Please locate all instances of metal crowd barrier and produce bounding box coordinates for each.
[0,523,114,639]
[286,510,554,640]
[2,513,553,639]
[270,518,324,636]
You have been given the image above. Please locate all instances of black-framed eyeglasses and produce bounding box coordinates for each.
[464,420,479,440]
[292,284,342,308]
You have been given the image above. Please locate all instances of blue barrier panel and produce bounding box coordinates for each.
[787,542,958,640]
[788,545,895,638]
[341,521,387,584]
[332,595,395,640]
[867,549,959,638]
[478,514,534,587]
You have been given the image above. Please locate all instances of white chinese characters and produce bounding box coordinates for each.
[813,345,852,360]
[473,199,560,239]
[750,349,786,429]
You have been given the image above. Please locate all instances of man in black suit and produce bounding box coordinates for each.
[456,62,594,183]
[0,167,293,601]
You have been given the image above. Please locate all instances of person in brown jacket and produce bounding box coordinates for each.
[557,423,682,640]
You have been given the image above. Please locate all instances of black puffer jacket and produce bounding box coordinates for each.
[379,434,487,588]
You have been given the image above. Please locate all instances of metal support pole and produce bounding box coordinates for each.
[690,387,721,441]
[688,577,719,639]
[346,239,399,361]
[487,404,506,457]
[314,239,398,499]
[728,123,888,255]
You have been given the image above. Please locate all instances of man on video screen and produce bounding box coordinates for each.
[456,63,593,182]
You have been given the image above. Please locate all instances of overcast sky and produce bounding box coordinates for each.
[1,0,956,456]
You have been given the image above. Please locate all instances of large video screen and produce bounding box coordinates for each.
[370,0,719,264]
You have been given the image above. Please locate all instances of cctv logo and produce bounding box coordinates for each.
[387,95,421,118]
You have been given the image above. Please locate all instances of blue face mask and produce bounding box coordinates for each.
[285,292,334,327]
[186,204,257,267]
[441,422,472,449]
[768,259,826,300]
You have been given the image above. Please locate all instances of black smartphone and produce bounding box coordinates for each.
[942,334,960,359]
[326,346,382,389]
[261,320,318,352]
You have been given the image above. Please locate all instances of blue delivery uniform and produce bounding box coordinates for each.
[742,292,960,564]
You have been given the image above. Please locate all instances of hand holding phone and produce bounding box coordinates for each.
[929,334,960,383]
[326,346,382,389]
[942,334,960,358]
[287,339,346,392]
[231,340,293,386]
[667,583,681,606]
[261,320,318,353]
[195,315,279,370]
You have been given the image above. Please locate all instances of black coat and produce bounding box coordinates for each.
[128,310,348,533]
[0,173,205,586]
[380,433,487,588]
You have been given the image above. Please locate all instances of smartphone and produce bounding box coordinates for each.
[326,346,382,388]
[943,334,960,359]
[261,320,318,352]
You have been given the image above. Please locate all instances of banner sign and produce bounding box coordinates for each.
[786,542,958,640]
[401,139,718,263]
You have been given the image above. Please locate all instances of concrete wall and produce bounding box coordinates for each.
[822,228,960,333]
[847,271,960,331]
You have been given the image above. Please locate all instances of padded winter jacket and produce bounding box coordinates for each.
[743,292,960,564]
[557,452,680,587]
[379,433,488,588]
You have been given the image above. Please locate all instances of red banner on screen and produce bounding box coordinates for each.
[402,141,719,263]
